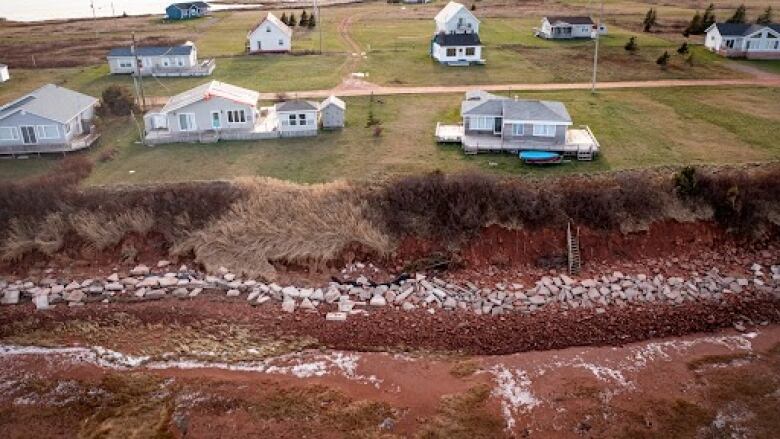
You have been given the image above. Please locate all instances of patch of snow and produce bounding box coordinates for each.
[489,365,540,431]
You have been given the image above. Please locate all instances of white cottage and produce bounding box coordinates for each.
[705,23,780,59]
[431,2,484,65]
[247,13,292,54]
[0,64,9,83]
[319,95,346,129]
[536,16,606,40]
[275,100,319,137]
[107,42,215,77]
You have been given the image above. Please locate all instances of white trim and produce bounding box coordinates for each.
[36,124,59,139]
[532,124,556,137]
[211,111,221,129]
[178,113,197,131]
[511,124,524,136]
[0,126,19,141]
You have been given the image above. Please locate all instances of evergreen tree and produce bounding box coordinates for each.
[677,41,689,55]
[624,36,638,53]
[756,6,773,25]
[643,8,657,32]
[300,10,308,26]
[726,4,747,23]
[281,12,288,25]
[289,12,298,27]
[701,4,717,31]
[656,51,671,68]
[684,11,702,36]
[471,3,476,11]
[307,13,316,28]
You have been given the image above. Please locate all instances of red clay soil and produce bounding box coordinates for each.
[393,220,737,271]
[1,293,778,356]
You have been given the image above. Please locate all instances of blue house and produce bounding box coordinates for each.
[166,2,210,20]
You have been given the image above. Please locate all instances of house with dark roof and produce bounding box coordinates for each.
[435,91,600,159]
[430,2,484,65]
[536,16,607,39]
[0,84,100,155]
[166,2,210,20]
[106,42,215,77]
[704,23,780,59]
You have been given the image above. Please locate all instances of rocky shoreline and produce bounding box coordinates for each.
[3,260,779,322]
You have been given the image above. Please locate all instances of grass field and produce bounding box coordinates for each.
[1,86,777,185]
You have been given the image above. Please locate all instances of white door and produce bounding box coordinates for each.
[211,112,221,129]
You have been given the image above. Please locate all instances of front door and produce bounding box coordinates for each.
[20,126,37,144]
[494,117,503,134]
[211,112,221,129]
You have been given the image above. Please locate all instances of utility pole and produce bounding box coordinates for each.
[591,0,603,94]
[91,0,99,38]
[314,0,322,54]
[131,32,147,111]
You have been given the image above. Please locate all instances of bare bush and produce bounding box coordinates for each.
[71,209,155,251]
[173,178,392,280]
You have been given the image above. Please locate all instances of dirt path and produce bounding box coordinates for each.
[259,76,780,99]
[333,11,382,92]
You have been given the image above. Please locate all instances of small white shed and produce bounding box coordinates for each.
[319,95,346,129]
[0,64,9,83]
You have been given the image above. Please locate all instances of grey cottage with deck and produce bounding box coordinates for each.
[436,91,599,160]
[0,84,100,156]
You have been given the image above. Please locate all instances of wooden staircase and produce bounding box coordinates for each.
[567,221,581,275]
[576,149,594,161]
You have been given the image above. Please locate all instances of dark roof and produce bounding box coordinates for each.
[107,45,194,57]
[169,2,210,10]
[713,22,780,36]
[275,100,319,112]
[546,16,594,25]
[433,32,481,46]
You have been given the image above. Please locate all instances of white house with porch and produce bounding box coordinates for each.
[431,1,484,65]
[536,16,607,39]
[704,23,780,59]
[107,42,215,77]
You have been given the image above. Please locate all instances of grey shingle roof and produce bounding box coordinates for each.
[107,45,194,57]
[461,91,571,123]
[0,84,98,124]
[714,23,780,36]
[170,2,210,10]
[275,100,319,112]
[433,33,481,46]
[546,16,594,25]
[161,81,259,113]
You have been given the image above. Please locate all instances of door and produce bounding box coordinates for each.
[494,117,503,135]
[20,126,37,144]
[211,112,221,129]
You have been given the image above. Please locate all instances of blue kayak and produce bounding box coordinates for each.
[519,150,562,164]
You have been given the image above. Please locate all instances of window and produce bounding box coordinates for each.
[177,58,184,67]
[533,124,556,137]
[178,113,196,131]
[725,39,735,49]
[469,116,493,131]
[0,127,18,141]
[227,110,246,124]
[289,114,297,126]
[465,47,475,56]
[299,113,308,125]
[512,124,524,136]
[162,58,170,67]
[119,61,132,68]
[279,39,284,46]
[65,123,71,134]
[266,26,271,32]
[37,125,59,139]
[446,48,456,57]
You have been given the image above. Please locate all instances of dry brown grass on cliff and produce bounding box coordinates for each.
[172,177,392,280]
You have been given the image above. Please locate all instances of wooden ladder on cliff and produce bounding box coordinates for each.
[567,221,581,275]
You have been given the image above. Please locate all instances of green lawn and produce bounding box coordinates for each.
[2,87,777,185]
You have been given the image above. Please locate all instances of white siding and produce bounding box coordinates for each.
[432,43,482,63]
[248,22,292,53]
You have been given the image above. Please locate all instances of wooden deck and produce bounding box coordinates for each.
[0,129,100,156]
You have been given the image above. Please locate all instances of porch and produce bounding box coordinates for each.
[144,107,284,145]
[436,124,599,160]
[0,128,100,156]
[145,59,216,77]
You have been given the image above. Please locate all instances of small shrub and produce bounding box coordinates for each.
[373,126,383,137]
[624,36,638,53]
[657,51,671,68]
[674,166,699,197]
[101,85,138,117]
[677,42,689,55]
[98,148,118,162]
